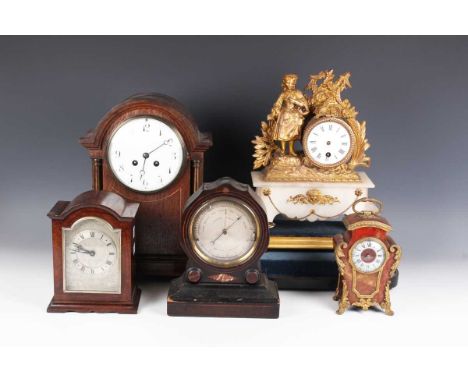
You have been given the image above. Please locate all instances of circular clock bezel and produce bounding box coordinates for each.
[302,117,356,168]
[349,237,389,274]
[106,115,188,194]
[187,196,261,269]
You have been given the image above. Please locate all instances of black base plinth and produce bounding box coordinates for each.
[167,274,279,318]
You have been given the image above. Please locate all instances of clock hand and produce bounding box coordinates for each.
[211,216,242,244]
[148,139,173,155]
[73,244,96,257]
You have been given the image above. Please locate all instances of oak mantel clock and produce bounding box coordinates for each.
[80,93,212,277]
[333,198,402,315]
[167,177,280,318]
[47,190,140,313]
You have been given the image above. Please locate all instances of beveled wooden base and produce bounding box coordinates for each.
[167,275,280,318]
[47,288,141,314]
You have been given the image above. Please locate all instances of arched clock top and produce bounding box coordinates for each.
[80,93,212,157]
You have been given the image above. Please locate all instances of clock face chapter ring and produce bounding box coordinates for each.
[302,117,356,168]
[106,115,188,194]
[349,237,388,274]
[187,196,261,269]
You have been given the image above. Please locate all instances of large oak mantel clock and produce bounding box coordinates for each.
[80,94,212,277]
[47,190,140,313]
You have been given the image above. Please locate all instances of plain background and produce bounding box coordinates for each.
[0,36,467,347]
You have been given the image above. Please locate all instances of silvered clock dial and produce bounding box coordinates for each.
[108,116,185,192]
[303,118,354,167]
[63,217,121,293]
[189,197,259,268]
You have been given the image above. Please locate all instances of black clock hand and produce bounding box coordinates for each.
[211,216,242,244]
[140,139,172,177]
[73,244,96,257]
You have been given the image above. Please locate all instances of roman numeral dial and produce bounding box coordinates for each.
[303,119,354,167]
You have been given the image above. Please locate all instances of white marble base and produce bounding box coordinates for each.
[251,170,375,223]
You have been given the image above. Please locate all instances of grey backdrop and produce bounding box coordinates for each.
[1,36,467,262]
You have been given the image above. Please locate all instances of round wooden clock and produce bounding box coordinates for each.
[333,198,402,315]
[167,177,280,318]
[302,117,355,168]
[47,190,140,313]
[80,94,212,277]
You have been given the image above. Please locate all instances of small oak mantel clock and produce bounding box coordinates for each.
[80,94,212,277]
[167,177,280,318]
[333,198,402,315]
[47,190,140,313]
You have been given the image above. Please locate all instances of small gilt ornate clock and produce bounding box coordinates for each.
[47,190,140,313]
[80,93,212,277]
[333,198,402,315]
[167,177,279,318]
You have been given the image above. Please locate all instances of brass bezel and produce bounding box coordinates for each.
[62,216,122,294]
[302,117,356,168]
[106,115,188,194]
[188,196,261,269]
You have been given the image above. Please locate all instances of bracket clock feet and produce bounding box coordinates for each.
[47,287,141,314]
[167,275,279,319]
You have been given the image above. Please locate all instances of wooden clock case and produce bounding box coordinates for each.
[47,190,140,313]
[333,199,402,315]
[80,94,212,278]
[167,178,280,318]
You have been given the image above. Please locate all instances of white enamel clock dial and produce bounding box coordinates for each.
[63,217,121,293]
[304,119,353,167]
[108,116,185,192]
[351,238,387,273]
[190,198,259,267]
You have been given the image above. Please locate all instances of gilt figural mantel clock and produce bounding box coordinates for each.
[251,71,374,224]
[80,94,212,277]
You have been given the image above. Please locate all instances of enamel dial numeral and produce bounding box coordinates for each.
[351,238,386,273]
[190,198,258,267]
[304,120,352,166]
[108,116,184,192]
[63,217,121,293]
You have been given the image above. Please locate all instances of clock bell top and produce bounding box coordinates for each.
[342,198,392,232]
[47,190,139,222]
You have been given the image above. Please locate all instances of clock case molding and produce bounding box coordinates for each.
[47,190,140,313]
[167,178,280,318]
[80,94,212,278]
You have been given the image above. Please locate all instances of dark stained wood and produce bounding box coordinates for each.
[167,177,280,318]
[80,94,212,277]
[47,190,141,314]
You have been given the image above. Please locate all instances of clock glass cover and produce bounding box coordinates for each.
[108,116,185,192]
[304,119,353,167]
[63,217,121,293]
[351,238,387,273]
[189,197,259,267]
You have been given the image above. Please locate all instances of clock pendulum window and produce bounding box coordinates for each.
[80,94,212,278]
[167,177,280,319]
[47,190,140,313]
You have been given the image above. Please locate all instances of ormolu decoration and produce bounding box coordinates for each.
[287,189,339,205]
[333,198,402,315]
[252,70,370,182]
